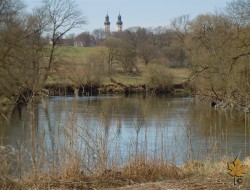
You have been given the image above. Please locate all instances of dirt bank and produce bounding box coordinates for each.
[44,79,190,97]
[108,178,250,190]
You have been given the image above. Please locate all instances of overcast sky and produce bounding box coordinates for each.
[22,0,232,34]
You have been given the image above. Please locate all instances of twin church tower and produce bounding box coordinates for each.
[104,13,123,34]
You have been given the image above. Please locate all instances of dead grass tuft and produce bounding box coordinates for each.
[183,160,224,173]
[91,158,182,188]
[122,158,182,182]
[61,160,83,182]
[20,158,183,189]
[0,178,23,190]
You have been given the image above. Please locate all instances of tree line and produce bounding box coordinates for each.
[172,0,250,109]
[0,0,86,102]
[0,0,249,110]
[46,26,188,70]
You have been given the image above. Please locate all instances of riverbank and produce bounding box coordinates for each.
[44,79,190,97]
[1,158,250,190]
[106,176,250,190]
[0,80,190,108]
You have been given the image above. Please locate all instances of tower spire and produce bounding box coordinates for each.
[116,12,123,32]
[104,13,110,35]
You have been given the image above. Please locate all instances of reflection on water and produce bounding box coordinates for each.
[1,95,250,169]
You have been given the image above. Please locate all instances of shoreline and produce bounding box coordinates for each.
[0,157,250,189]
[44,79,190,97]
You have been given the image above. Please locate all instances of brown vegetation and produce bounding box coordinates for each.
[1,156,250,189]
[171,0,250,110]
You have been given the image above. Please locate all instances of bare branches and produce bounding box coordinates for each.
[41,0,87,82]
[171,1,250,108]
[0,0,87,102]
[42,0,86,45]
[226,0,250,26]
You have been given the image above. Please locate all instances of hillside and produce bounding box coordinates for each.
[49,46,191,87]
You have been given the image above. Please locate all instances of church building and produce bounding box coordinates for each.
[104,14,111,34]
[104,13,123,35]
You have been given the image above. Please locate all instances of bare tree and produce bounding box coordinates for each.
[147,26,168,48]
[41,0,87,82]
[172,6,250,108]
[171,15,190,47]
[0,0,29,100]
[124,27,148,51]
[138,42,156,66]
[226,0,250,26]
[92,28,105,46]
[103,37,121,74]
[64,33,75,46]
[117,41,137,73]
[75,32,94,47]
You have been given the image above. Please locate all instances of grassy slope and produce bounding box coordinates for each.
[53,46,191,85]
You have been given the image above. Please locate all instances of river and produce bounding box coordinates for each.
[1,95,250,174]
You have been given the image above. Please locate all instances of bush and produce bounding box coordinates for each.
[69,48,108,86]
[143,64,173,89]
[84,56,106,85]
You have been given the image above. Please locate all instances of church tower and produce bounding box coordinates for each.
[116,13,123,32]
[104,14,111,34]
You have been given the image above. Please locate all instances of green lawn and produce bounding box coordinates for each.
[103,75,145,85]
[57,46,94,58]
[168,68,191,83]
[44,46,94,59]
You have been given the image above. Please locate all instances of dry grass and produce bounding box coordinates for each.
[0,178,23,190]
[0,160,182,189]
[52,63,190,87]
[17,158,182,189]
[2,158,250,190]
[122,158,182,181]
[1,147,250,190]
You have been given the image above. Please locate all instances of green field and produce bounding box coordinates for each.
[57,46,94,58]
[51,46,191,85]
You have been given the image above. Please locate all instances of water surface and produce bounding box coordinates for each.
[1,95,250,168]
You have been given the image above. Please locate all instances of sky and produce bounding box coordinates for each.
[22,0,233,34]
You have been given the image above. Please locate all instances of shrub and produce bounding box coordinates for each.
[143,64,173,89]
[70,48,108,86]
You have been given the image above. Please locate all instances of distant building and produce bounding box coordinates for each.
[104,13,123,36]
[116,13,123,32]
[104,14,111,35]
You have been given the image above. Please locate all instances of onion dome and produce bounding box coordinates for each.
[116,14,123,25]
[104,14,110,25]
